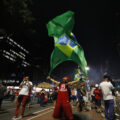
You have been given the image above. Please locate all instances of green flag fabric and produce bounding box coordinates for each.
[47,11,74,37]
[46,11,87,76]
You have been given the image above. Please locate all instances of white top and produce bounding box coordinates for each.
[116,91,120,97]
[19,81,33,96]
[100,81,114,100]
[90,87,96,96]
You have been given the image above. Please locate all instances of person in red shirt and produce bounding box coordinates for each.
[94,84,102,113]
[44,92,48,104]
[37,91,41,104]
[47,76,81,120]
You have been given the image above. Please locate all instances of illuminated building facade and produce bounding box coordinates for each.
[0,36,31,85]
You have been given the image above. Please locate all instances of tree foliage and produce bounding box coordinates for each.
[0,0,35,36]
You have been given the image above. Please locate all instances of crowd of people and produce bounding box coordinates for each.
[0,75,120,120]
[46,75,120,120]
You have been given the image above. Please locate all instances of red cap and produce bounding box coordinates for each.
[82,83,86,86]
[64,76,70,82]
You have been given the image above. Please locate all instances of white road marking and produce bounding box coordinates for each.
[26,110,53,120]
[11,107,54,120]
[33,107,54,114]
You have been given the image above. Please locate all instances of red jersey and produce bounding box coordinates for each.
[94,88,102,99]
[14,91,19,96]
[38,92,41,97]
[57,83,69,103]
[28,91,31,97]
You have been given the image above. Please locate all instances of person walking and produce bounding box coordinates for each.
[90,84,96,103]
[94,84,102,113]
[100,75,114,120]
[81,83,89,111]
[40,89,45,107]
[0,81,7,110]
[13,76,33,119]
[37,90,41,104]
[77,84,84,112]
[52,86,58,106]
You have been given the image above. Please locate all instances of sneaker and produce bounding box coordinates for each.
[72,106,76,108]
[115,113,120,117]
[12,116,17,120]
[101,113,105,118]
[83,109,89,112]
[19,115,23,119]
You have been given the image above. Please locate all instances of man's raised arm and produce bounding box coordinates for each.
[47,76,60,85]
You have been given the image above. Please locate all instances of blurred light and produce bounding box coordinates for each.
[85,66,90,71]
[3,54,16,62]
[0,37,4,39]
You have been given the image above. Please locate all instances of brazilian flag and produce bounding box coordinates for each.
[46,11,87,76]
[74,68,82,81]
[74,68,86,84]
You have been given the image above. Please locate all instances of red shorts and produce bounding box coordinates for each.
[53,101,74,120]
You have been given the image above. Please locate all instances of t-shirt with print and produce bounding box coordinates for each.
[19,81,33,96]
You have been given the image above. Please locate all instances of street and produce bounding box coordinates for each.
[0,100,104,120]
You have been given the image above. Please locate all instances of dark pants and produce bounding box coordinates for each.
[95,99,101,107]
[0,98,3,109]
[91,95,95,102]
[77,96,84,112]
[104,99,114,120]
[40,98,44,106]
[37,97,40,103]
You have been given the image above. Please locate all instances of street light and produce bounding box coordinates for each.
[85,66,90,71]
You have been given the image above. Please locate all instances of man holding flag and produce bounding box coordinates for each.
[46,10,88,120]
[47,76,82,120]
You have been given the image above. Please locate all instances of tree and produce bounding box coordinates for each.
[0,0,35,36]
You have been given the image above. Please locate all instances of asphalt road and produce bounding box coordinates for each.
[0,100,102,120]
[0,100,53,120]
[0,100,120,120]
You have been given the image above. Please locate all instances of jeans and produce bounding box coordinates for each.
[40,98,44,106]
[104,99,114,120]
[37,97,40,103]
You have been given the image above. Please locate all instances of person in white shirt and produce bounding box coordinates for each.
[13,76,33,119]
[100,75,114,120]
[90,85,96,103]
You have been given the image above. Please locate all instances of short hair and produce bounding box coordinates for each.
[103,75,111,80]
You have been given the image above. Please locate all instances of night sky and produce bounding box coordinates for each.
[20,1,119,78]
[21,0,120,78]
[27,0,113,62]
[1,0,120,81]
